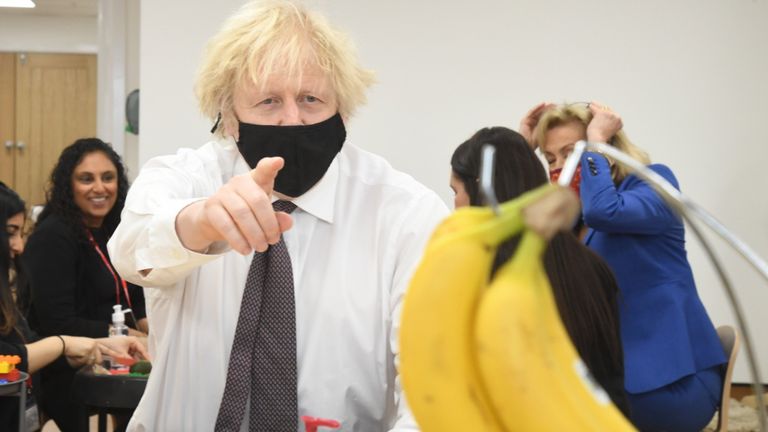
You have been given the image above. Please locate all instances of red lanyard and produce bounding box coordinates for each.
[87,230,133,310]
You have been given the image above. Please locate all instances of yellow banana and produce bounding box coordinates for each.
[475,229,636,431]
[474,229,575,431]
[399,185,555,432]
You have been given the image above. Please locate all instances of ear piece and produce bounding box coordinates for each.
[210,113,222,134]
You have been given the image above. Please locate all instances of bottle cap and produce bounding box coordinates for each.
[112,305,132,325]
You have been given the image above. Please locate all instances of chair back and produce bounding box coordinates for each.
[715,325,740,432]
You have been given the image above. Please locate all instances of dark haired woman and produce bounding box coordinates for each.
[449,126,630,417]
[22,138,148,431]
[0,182,148,431]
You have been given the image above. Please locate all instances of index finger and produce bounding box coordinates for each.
[250,157,284,196]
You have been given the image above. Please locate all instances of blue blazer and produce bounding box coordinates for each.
[580,152,726,394]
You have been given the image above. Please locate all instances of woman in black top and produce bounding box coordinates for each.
[449,127,631,418]
[1,181,148,431]
[23,138,148,431]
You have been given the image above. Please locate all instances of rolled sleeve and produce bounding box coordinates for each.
[108,144,235,288]
[110,198,228,288]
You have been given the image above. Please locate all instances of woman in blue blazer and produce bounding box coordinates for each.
[523,101,727,432]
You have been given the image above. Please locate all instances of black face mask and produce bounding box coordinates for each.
[236,113,346,197]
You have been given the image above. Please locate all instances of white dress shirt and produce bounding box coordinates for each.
[108,137,448,432]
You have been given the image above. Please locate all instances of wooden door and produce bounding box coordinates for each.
[14,53,97,206]
[0,53,14,187]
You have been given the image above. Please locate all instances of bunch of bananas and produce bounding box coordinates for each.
[399,184,635,431]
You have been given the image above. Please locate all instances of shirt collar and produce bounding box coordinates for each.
[287,154,338,224]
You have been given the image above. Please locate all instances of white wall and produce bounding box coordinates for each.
[94,0,141,181]
[0,14,97,53]
[97,0,127,158]
[138,1,221,165]
[140,0,768,383]
[123,0,140,181]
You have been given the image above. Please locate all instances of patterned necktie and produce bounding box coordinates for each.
[216,200,298,432]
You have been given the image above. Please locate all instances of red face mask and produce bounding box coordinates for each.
[549,165,582,197]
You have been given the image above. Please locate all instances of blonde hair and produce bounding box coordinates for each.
[195,0,376,136]
[532,103,650,183]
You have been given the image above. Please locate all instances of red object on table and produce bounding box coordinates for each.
[112,356,137,367]
[301,415,340,432]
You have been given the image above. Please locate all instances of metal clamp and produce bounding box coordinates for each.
[479,144,500,215]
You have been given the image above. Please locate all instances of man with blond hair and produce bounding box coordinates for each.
[109,0,447,431]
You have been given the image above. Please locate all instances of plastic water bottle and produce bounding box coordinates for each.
[108,305,130,373]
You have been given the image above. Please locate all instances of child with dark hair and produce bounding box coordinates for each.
[450,126,630,417]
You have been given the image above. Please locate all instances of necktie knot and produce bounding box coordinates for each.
[273,200,297,214]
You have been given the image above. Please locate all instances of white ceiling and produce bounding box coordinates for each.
[0,0,97,17]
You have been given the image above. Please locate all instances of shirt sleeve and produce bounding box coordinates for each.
[23,223,108,338]
[387,191,449,431]
[108,151,230,288]
[580,153,681,235]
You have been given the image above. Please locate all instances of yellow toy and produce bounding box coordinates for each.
[0,355,21,374]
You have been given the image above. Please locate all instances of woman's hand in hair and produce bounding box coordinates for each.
[519,102,554,149]
[587,102,623,144]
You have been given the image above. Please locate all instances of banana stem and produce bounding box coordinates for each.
[514,230,546,268]
[474,184,559,248]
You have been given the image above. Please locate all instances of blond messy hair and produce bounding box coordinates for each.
[195,0,376,136]
[532,103,650,183]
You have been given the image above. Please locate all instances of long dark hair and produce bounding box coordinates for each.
[0,182,26,336]
[37,138,129,242]
[451,127,544,207]
[450,127,625,397]
[544,234,624,386]
[451,127,551,272]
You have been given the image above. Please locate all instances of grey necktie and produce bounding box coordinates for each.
[216,200,298,432]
